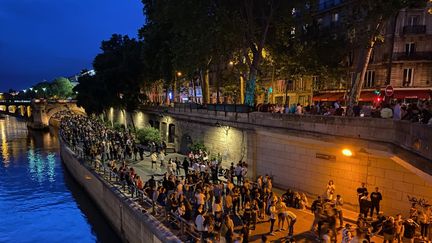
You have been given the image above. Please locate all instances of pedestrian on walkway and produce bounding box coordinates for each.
[325,180,336,200]
[182,157,189,175]
[269,201,277,236]
[360,195,371,218]
[335,194,344,227]
[370,187,382,217]
[151,152,157,169]
[382,216,396,243]
[341,224,353,243]
[357,183,368,206]
[159,151,165,168]
[286,210,297,238]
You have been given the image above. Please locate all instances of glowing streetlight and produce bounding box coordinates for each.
[23,89,27,93]
[342,149,353,157]
[177,72,182,77]
[42,87,47,92]
[34,90,38,93]
[29,87,33,91]
[229,61,234,66]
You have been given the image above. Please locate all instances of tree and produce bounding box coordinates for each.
[136,127,161,144]
[347,0,427,108]
[92,34,145,129]
[49,77,73,99]
[74,73,111,115]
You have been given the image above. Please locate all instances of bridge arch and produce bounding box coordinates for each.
[46,104,86,122]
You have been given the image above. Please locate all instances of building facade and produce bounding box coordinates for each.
[313,0,432,104]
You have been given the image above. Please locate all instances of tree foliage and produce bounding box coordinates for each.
[75,34,146,115]
[136,127,161,144]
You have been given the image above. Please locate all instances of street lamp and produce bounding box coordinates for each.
[23,89,27,93]
[42,87,46,92]
[29,88,33,91]
[342,148,353,157]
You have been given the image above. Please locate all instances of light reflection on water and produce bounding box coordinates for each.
[0,116,120,243]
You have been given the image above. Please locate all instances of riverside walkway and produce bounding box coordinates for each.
[127,152,385,243]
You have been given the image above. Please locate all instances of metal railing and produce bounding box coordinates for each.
[67,142,201,242]
[393,51,432,61]
[402,25,427,35]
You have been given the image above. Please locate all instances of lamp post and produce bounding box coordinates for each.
[174,71,182,103]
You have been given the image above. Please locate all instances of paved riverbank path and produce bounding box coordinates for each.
[127,152,384,243]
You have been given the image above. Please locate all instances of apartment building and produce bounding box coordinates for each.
[313,0,432,104]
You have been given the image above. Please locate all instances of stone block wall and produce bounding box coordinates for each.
[254,129,432,216]
[60,141,180,243]
[175,120,247,168]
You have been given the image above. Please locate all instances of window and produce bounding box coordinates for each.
[298,78,306,91]
[312,76,319,90]
[168,124,175,143]
[286,80,294,91]
[403,68,413,87]
[332,13,339,23]
[348,51,355,66]
[405,43,415,55]
[408,15,420,26]
[364,70,375,88]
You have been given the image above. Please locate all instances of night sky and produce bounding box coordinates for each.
[0,0,144,92]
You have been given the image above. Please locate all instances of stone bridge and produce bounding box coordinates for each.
[0,99,85,129]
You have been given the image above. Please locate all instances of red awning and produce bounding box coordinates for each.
[358,91,377,101]
[392,90,431,99]
[312,93,343,102]
[313,91,372,102]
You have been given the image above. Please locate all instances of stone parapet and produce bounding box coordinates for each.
[144,106,431,162]
[60,139,181,243]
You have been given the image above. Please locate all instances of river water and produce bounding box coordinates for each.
[0,116,120,243]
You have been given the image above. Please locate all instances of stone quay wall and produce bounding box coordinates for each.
[60,139,181,243]
[107,106,432,216]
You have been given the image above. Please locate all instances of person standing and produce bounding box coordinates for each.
[151,152,158,170]
[382,216,396,243]
[359,195,371,218]
[402,219,418,243]
[295,103,303,115]
[394,214,404,243]
[158,151,165,168]
[335,194,344,227]
[370,187,382,217]
[326,180,336,200]
[182,157,189,175]
[419,208,430,241]
[393,102,402,120]
[341,224,353,243]
[357,183,368,207]
[269,201,277,236]
[286,210,297,238]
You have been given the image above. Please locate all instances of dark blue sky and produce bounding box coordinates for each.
[0,0,144,91]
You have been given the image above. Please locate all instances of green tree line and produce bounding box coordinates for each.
[74,0,428,115]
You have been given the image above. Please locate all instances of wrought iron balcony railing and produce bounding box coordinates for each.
[402,25,426,35]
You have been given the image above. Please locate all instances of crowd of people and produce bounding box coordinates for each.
[257,100,432,125]
[60,115,432,242]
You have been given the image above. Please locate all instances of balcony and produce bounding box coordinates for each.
[402,25,426,35]
[393,52,432,61]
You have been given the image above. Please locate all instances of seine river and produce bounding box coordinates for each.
[0,116,120,243]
